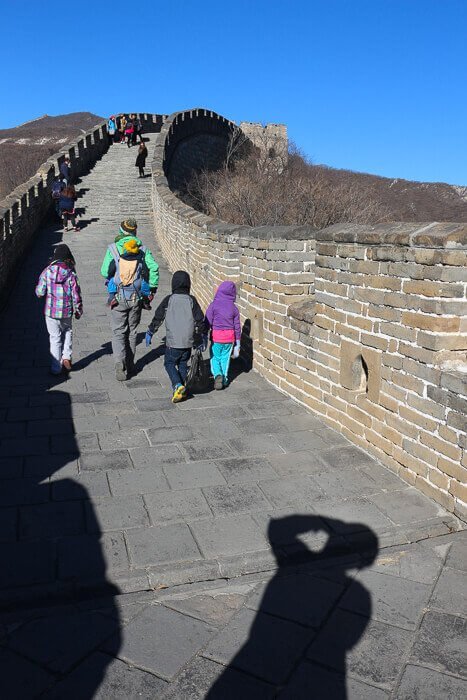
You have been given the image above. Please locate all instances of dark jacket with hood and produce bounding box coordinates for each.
[60,161,71,181]
[135,146,148,168]
[148,271,205,348]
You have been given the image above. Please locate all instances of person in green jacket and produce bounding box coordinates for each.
[101,218,160,381]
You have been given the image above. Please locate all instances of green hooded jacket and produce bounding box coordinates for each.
[100,235,159,289]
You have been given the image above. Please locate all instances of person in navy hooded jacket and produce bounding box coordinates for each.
[205,281,241,389]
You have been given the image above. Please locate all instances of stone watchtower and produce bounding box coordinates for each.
[239,121,288,171]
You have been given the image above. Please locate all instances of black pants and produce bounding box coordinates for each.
[138,166,144,177]
[61,211,76,228]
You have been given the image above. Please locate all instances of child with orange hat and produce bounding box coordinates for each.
[105,236,153,310]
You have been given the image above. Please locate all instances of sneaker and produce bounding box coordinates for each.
[141,298,152,311]
[172,384,186,403]
[115,362,127,382]
[49,367,62,376]
[214,375,224,390]
[109,298,119,310]
[62,359,72,372]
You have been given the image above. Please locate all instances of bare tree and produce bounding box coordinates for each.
[184,139,389,228]
[224,126,250,169]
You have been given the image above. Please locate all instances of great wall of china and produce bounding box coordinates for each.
[1,109,465,520]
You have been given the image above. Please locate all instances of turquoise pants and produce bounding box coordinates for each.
[210,342,233,381]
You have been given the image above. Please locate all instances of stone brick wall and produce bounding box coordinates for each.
[161,108,236,192]
[288,224,467,519]
[0,113,165,308]
[151,108,467,521]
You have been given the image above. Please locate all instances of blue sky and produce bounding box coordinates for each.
[3,0,466,184]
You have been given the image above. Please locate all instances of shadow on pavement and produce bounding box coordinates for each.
[73,342,112,371]
[0,386,121,698]
[206,514,378,699]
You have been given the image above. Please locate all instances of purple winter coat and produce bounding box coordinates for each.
[205,281,241,342]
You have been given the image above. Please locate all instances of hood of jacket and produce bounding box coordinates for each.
[114,234,143,249]
[214,281,237,302]
[50,262,73,283]
[172,270,191,294]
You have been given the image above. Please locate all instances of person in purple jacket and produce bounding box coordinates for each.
[205,281,241,390]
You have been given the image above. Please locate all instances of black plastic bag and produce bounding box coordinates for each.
[186,349,211,393]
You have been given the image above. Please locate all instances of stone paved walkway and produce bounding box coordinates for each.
[0,134,465,698]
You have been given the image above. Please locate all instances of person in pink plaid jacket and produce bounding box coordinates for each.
[35,243,83,375]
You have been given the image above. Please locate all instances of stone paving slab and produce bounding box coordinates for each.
[102,604,215,680]
[0,134,465,697]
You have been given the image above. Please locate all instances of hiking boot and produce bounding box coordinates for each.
[172,384,186,403]
[62,359,72,372]
[214,375,224,390]
[115,362,127,382]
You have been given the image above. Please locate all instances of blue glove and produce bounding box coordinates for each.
[145,331,153,347]
[232,340,240,359]
[198,335,208,352]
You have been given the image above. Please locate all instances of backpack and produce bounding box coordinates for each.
[52,181,63,199]
[185,349,212,393]
[108,243,147,301]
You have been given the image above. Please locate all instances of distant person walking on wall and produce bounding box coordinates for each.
[134,115,143,144]
[135,143,148,178]
[145,271,207,403]
[125,118,134,147]
[107,115,117,145]
[119,115,127,144]
[51,175,65,217]
[205,281,241,389]
[130,114,138,146]
[35,243,83,375]
[101,218,159,381]
[59,156,71,185]
[59,185,79,231]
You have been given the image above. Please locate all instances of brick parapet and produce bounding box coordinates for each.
[0,113,166,308]
[151,108,466,521]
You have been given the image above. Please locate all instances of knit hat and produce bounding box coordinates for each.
[123,238,140,255]
[115,218,138,241]
[52,243,75,264]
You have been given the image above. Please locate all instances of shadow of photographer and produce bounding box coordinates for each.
[206,514,378,699]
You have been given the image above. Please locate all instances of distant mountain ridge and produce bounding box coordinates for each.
[0,112,104,143]
[0,112,103,199]
[310,164,467,223]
